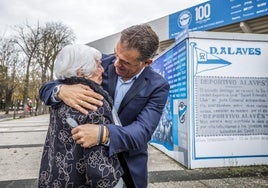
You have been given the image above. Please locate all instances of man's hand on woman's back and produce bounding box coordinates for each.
[59,84,104,114]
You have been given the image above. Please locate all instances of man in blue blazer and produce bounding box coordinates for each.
[39,24,170,188]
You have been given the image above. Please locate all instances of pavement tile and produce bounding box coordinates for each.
[0,147,43,181]
[148,180,207,188]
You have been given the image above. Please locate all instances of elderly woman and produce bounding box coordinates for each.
[38,44,123,188]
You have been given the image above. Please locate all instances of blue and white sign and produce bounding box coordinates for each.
[151,31,268,169]
[169,0,268,38]
[151,42,188,154]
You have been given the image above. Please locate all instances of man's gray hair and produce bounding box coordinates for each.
[120,24,159,62]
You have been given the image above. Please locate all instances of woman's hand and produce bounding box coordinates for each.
[58,84,104,114]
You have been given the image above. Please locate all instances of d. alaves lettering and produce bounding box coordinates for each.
[209,47,261,55]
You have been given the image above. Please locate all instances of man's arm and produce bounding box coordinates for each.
[39,80,60,106]
[39,81,104,114]
[107,81,170,155]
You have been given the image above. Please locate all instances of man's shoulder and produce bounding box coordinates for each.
[146,67,168,84]
[101,54,116,67]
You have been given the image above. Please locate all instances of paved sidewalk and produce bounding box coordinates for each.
[0,114,267,188]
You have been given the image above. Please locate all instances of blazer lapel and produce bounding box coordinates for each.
[117,68,149,114]
[107,64,118,99]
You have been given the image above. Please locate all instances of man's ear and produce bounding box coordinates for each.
[144,59,153,66]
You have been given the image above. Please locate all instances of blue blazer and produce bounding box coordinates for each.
[39,55,170,188]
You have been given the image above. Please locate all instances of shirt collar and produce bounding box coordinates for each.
[118,67,145,83]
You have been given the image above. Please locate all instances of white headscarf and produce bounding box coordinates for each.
[54,44,102,80]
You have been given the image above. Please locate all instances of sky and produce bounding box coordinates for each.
[0,0,207,44]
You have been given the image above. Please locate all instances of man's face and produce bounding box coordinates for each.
[114,42,148,81]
